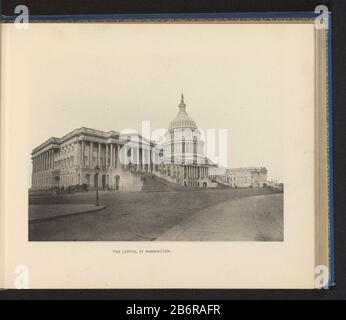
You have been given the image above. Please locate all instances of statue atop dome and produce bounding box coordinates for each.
[179,93,186,112]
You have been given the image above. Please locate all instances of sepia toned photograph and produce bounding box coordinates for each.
[0,0,342,296]
[26,23,284,241]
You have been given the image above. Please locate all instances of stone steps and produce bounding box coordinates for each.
[138,172,188,192]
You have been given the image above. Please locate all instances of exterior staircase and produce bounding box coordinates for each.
[133,172,189,192]
[214,179,232,189]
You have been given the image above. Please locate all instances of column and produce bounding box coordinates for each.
[117,144,121,169]
[54,150,56,170]
[43,153,46,187]
[146,149,149,170]
[106,144,109,168]
[140,148,143,171]
[130,147,133,169]
[114,144,116,168]
[137,148,140,171]
[50,151,53,186]
[73,143,78,166]
[118,144,121,169]
[131,148,135,170]
[114,144,116,167]
[125,146,129,168]
[110,144,113,168]
[90,141,93,167]
[149,150,152,172]
[116,144,119,168]
[98,143,101,167]
[81,140,84,167]
[108,144,111,167]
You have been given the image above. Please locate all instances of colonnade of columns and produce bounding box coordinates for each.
[31,149,56,189]
[80,140,121,169]
[184,166,209,179]
[32,149,55,173]
[126,146,153,170]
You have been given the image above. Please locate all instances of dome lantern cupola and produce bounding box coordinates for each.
[168,94,198,131]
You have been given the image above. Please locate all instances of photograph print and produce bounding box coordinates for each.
[27,23,284,241]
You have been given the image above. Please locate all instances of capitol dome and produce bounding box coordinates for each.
[168,94,197,131]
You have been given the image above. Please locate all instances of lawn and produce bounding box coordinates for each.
[29,187,283,241]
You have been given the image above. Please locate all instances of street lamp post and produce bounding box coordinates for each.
[95,165,100,206]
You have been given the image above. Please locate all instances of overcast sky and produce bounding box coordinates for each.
[3,22,314,184]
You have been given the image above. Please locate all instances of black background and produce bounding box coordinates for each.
[0,0,345,300]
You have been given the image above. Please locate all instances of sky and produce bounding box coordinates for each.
[1,22,311,184]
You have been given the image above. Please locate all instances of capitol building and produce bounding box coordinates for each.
[30,95,267,191]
